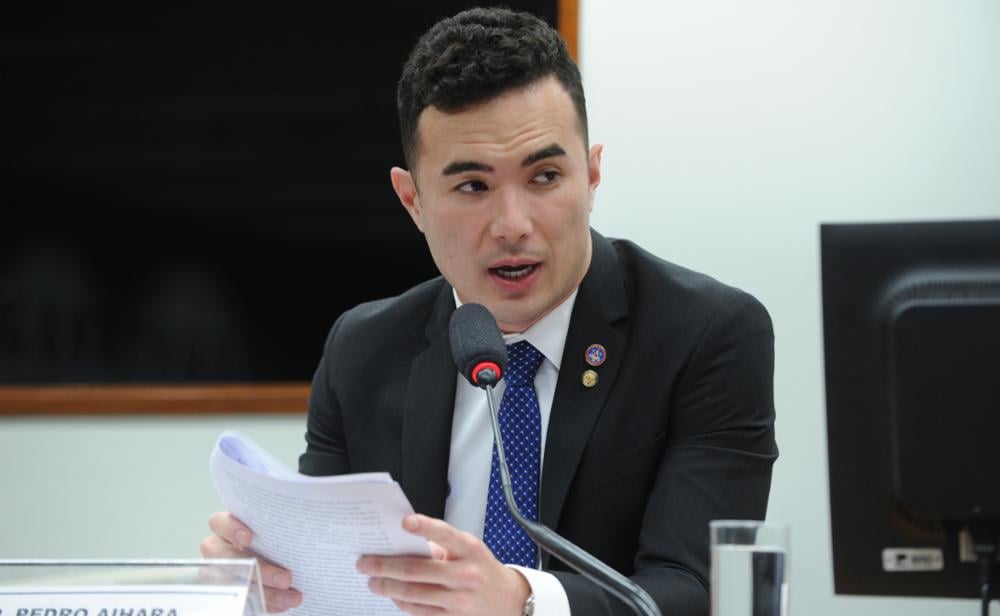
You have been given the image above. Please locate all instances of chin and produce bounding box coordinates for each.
[494,308,543,334]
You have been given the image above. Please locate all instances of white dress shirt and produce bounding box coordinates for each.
[444,290,576,615]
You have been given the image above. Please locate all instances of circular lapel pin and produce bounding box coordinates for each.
[585,344,607,367]
[582,369,599,388]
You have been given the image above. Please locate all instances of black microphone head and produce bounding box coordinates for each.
[449,303,508,388]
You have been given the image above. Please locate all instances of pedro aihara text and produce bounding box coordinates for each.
[3,609,179,616]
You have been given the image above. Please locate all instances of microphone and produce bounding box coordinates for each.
[449,303,508,387]
[448,304,663,616]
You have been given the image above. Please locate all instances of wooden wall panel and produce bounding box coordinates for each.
[0,383,309,415]
[1,1,576,415]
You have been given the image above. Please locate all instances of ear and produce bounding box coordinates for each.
[587,144,603,210]
[390,167,425,233]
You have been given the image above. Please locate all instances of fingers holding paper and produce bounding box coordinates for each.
[357,514,530,616]
[201,510,303,611]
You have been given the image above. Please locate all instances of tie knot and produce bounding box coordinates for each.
[505,341,544,388]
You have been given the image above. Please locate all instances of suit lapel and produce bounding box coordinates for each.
[539,231,628,564]
[399,282,457,520]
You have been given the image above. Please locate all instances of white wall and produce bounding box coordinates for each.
[2,2,998,614]
[581,0,999,614]
[0,416,304,558]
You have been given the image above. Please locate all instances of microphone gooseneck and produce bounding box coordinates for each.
[483,384,663,616]
[448,303,663,616]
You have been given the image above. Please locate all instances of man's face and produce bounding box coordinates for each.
[391,76,603,333]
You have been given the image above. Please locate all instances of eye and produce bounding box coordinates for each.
[456,179,489,194]
[531,170,560,185]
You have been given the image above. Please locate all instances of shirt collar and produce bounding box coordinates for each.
[451,289,578,371]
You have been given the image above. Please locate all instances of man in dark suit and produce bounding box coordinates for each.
[203,8,776,615]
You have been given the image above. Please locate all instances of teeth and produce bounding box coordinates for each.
[494,264,535,280]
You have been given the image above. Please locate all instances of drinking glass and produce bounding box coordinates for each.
[710,520,789,616]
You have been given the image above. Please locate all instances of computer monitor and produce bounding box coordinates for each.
[821,220,1000,600]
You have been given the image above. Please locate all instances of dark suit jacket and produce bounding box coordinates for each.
[299,230,777,616]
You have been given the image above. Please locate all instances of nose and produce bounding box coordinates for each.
[489,187,533,243]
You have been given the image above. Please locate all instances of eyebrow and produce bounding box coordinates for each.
[442,160,494,176]
[521,144,566,167]
[440,143,568,176]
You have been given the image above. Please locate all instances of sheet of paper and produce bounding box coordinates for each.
[210,431,431,616]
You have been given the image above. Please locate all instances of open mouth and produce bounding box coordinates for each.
[489,263,539,281]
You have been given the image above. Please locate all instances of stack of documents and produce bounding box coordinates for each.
[210,431,430,615]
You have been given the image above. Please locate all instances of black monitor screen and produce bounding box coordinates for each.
[821,219,1000,599]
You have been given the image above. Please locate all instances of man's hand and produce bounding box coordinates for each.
[200,511,303,612]
[357,514,531,615]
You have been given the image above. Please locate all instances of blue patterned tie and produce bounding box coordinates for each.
[483,340,545,568]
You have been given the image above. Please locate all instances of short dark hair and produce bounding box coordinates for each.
[397,6,588,170]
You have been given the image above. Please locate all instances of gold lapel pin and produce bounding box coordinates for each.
[582,369,599,388]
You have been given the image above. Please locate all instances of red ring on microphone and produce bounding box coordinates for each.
[471,361,502,384]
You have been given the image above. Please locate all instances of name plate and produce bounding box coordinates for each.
[0,584,246,616]
[0,560,264,616]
